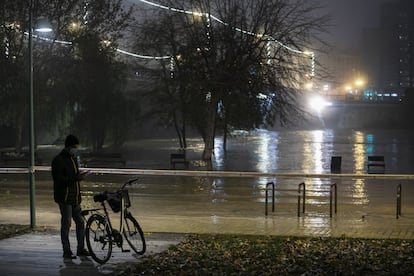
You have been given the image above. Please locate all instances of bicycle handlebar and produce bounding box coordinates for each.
[121,177,139,190]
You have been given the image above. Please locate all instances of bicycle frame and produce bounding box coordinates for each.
[83,177,145,259]
[83,189,129,250]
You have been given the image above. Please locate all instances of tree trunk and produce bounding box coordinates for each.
[181,120,187,149]
[223,122,228,151]
[14,108,26,152]
[174,123,184,148]
[202,95,219,160]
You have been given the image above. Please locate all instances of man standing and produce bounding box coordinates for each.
[52,134,90,259]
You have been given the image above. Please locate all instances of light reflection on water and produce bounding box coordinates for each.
[353,131,366,173]
[17,129,411,221]
[0,130,408,236]
[255,130,279,173]
[208,129,414,174]
[210,129,412,198]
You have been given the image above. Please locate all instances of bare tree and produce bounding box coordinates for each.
[132,0,328,160]
[1,0,134,150]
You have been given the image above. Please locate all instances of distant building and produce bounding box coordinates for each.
[362,0,414,97]
[323,49,362,86]
[319,49,364,99]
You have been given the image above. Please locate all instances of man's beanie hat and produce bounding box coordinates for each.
[65,134,79,148]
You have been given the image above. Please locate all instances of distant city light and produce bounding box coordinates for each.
[345,85,352,91]
[355,79,364,87]
[309,95,332,112]
[305,82,313,90]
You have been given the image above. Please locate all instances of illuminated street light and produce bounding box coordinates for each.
[102,40,112,47]
[353,79,365,99]
[355,79,364,87]
[309,95,332,112]
[305,82,313,90]
[68,20,81,33]
[28,0,52,228]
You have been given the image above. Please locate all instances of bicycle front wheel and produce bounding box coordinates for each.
[86,214,112,264]
[123,213,146,255]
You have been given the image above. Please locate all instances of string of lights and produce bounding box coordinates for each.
[134,0,314,55]
[133,0,315,76]
[24,32,72,45]
[116,48,170,59]
[24,32,170,59]
[23,0,315,75]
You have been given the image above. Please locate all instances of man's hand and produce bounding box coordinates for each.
[77,171,90,181]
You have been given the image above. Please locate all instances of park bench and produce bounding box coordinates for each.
[367,155,385,174]
[82,152,126,167]
[0,151,42,166]
[170,152,189,169]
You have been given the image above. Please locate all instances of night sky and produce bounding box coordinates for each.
[129,0,396,49]
[319,0,394,48]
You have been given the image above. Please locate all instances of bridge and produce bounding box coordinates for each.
[311,100,407,129]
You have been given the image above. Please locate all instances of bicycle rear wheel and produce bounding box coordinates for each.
[123,212,146,255]
[86,214,112,264]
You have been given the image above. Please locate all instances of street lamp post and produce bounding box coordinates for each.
[28,0,52,228]
[28,0,35,229]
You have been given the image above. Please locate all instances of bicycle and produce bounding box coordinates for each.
[82,177,146,264]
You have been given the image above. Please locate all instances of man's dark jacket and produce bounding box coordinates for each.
[51,148,81,205]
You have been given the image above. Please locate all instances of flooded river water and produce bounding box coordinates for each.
[1,129,414,234]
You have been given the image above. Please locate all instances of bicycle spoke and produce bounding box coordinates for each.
[86,214,112,264]
[123,214,146,255]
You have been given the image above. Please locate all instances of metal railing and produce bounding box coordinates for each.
[263,180,411,220]
[265,181,337,218]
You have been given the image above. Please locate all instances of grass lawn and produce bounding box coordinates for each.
[2,225,413,275]
[117,234,414,275]
[0,224,32,240]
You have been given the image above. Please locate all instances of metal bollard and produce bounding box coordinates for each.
[265,182,275,216]
[396,184,402,219]
[330,183,337,218]
[297,182,305,217]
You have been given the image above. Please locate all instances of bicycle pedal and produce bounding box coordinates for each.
[122,249,130,253]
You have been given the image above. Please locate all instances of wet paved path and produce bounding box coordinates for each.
[0,231,184,276]
[1,210,414,275]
